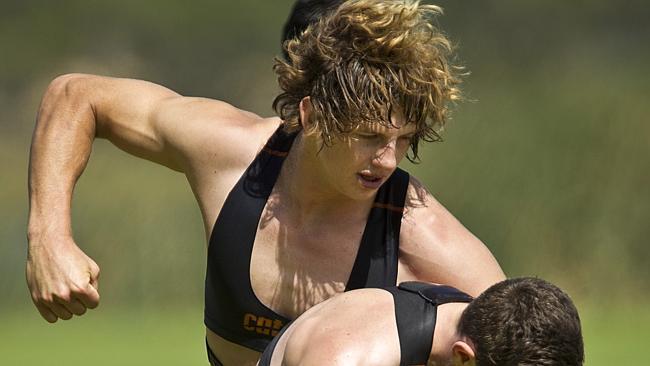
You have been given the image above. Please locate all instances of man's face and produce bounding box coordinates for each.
[313,111,416,200]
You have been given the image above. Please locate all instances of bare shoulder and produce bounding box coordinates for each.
[152,97,282,235]
[152,96,281,174]
[281,289,400,366]
[398,176,505,296]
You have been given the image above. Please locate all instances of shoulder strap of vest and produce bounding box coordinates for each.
[398,281,473,305]
[384,286,437,366]
[386,283,472,365]
[345,168,410,290]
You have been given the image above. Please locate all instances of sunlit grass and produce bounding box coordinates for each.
[0,307,207,366]
[580,304,650,365]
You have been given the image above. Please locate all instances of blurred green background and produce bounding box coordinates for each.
[1,0,648,364]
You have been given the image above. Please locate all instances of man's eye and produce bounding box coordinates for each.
[355,133,379,140]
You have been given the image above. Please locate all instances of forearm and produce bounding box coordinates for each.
[25,73,199,322]
[28,74,96,242]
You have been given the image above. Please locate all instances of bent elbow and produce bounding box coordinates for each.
[45,73,93,100]
[35,73,98,139]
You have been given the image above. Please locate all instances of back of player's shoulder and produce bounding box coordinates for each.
[283,289,400,366]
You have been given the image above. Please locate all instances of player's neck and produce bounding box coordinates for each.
[429,302,468,366]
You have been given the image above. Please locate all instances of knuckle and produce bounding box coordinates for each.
[87,298,100,309]
[30,290,42,302]
[69,283,85,294]
[75,286,93,299]
[41,295,55,306]
[54,289,72,303]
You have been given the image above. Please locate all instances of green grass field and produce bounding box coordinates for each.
[1,304,647,365]
[579,304,649,365]
[0,307,206,366]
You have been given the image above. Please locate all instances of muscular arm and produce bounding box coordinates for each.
[29,74,181,239]
[398,177,505,297]
[27,73,261,322]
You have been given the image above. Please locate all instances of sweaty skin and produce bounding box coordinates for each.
[27,74,504,365]
[261,288,472,366]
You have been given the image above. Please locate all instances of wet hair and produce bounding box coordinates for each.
[458,277,585,366]
[273,0,462,162]
[281,0,345,60]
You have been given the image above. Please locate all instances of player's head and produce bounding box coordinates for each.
[455,277,584,366]
[273,0,461,162]
[281,0,345,60]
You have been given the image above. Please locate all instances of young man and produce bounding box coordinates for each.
[258,278,584,366]
[26,1,504,365]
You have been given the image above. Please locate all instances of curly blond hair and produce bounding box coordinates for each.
[273,0,462,161]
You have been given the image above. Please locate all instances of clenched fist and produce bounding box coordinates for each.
[26,235,100,323]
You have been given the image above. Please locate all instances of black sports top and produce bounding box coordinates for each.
[257,282,473,366]
[386,282,473,365]
[204,125,410,352]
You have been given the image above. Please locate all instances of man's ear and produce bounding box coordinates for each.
[452,341,476,366]
[298,96,313,131]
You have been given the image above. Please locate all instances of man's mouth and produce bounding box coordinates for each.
[357,172,384,189]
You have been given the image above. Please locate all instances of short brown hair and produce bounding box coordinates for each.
[458,277,584,366]
[273,0,462,161]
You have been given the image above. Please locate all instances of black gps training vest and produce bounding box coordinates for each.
[204,125,410,353]
[386,282,473,365]
[256,282,473,366]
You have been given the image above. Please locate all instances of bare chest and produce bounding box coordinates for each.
[249,211,367,319]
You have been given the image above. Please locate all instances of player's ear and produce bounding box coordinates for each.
[451,341,476,366]
[298,96,314,132]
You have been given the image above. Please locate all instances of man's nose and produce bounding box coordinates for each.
[372,140,398,170]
